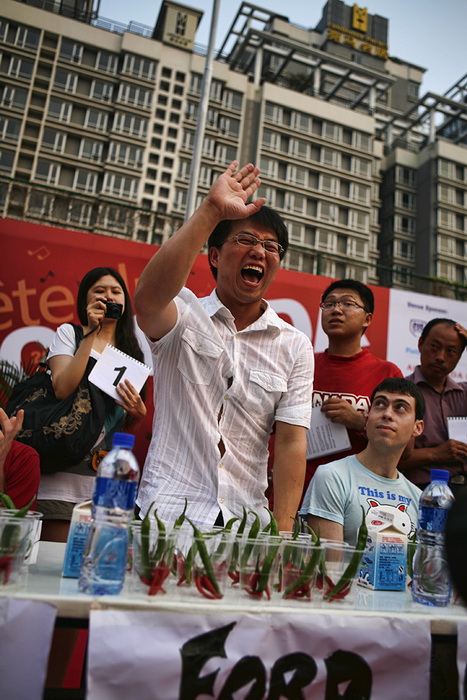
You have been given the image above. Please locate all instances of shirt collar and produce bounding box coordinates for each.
[204,289,281,336]
[413,365,463,393]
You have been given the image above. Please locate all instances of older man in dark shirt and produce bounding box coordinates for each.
[400,318,467,491]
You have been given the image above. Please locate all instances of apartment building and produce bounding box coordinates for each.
[0,0,465,294]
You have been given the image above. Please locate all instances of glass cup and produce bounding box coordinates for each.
[279,538,322,603]
[316,541,364,605]
[0,509,43,567]
[174,529,233,601]
[131,519,177,597]
[239,535,282,602]
[0,513,34,590]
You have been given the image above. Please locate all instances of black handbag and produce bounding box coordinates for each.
[6,324,112,474]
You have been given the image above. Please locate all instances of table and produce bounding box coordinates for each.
[14,541,467,633]
[7,542,467,699]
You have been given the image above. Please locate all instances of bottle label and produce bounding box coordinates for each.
[94,477,137,511]
[418,505,448,533]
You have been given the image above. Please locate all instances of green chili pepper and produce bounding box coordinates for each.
[240,510,261,568]
[324,506,367,602]
[282,544,322,599]
[256,535,282,595]
[263,508,279,537]
[152,509,167,563]
[212,517,238,561]
[186,518,222,597]
[229,507,248,580]
[139,507,153,582]
[173,498,188,530]
[0,493,16,510]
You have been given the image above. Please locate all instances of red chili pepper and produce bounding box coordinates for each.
[229,571,240,584]
[195,575,219,599]
[0,555,12,585]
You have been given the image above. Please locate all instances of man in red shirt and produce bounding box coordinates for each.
[0,407,40,509]
[303,279,402,498]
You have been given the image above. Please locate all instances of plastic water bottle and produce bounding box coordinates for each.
[79,433,139,595]
[412,469,455,607]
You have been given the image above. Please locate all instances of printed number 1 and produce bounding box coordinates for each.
[113,366,127,386]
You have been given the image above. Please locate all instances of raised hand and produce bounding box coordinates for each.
[204,161,266,222]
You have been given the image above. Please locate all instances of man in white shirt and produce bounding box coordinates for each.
[135,162,314,530]
[300,378,424,545]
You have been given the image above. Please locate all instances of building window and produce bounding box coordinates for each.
[84,109,108,132]
[1,86,27,109]
[54,70,77,93]
[79,138,103,161]
[223,89,243,112]
[8,56,34,80]
[108,142,143,168]
[15,26,40,50]
[0,148,14,173]
[96,51,118,74]
[42,128,66,153]
[158,94,168,105]
[162,67,172,78]
[91,80,114,102]
[122,54,157,81]
[35,159,60,184]
[74,169,98,194]
[118,84,152,109]
[48,99,72,123]
[113,112,147,138]
[102,173,138,199]
[60,39,82,63]
[0,117,21,143]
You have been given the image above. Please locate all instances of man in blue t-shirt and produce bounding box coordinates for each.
[300,378,425,546]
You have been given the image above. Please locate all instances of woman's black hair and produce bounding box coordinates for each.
[76,267,145,365]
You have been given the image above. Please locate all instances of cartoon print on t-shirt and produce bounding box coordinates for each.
[366,499,416,538]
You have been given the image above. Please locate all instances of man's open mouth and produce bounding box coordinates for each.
[241,265,264,284]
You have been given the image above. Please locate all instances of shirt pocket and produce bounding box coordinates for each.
[243,369,288,415]
[177,326,224,385]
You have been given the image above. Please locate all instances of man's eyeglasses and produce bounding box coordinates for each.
[224,233,284,255]
[320,300,368,312]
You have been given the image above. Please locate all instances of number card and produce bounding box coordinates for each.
[88,344,151,401]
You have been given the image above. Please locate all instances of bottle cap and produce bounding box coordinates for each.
[430,469,450,482]
[111,432,135,450]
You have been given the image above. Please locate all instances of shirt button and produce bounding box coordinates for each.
[219,498,225,504]
[224,394,229,400]
[219,462,224,469]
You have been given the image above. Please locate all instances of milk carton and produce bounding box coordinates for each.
[358,507,408,591]
[62,500,92,578]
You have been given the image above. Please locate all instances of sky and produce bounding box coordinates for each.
[97,0,467,97]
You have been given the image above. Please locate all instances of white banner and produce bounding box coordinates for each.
[387,288,467,378]
[0,598,57,700]
[88,610,430,700]
[458,622,467,700]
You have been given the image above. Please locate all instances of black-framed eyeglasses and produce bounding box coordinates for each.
[224,233,284,255]
[319,300,368,312]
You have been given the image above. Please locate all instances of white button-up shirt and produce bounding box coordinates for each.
[137,288,313,528]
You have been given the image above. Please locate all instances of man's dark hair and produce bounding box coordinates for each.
[420,318,466,353]
[207,206,289,279]
[321,278,374,314]
[370,377,426,421]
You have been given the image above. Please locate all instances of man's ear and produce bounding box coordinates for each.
[413,419,424,438]
[418,336,423,352]
[362,312,373,332]
[209,246,219,270]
